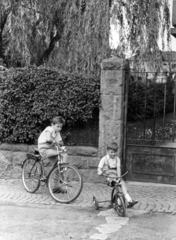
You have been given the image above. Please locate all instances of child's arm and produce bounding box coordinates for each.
[45,131,54,143]
[97,156,105,175]
[97,167,103,175]
[45,131,56,148]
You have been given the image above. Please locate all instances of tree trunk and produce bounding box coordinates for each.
[37,31,62,66]
[0,6,11,60]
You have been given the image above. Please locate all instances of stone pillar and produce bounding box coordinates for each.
[99,57,128,159]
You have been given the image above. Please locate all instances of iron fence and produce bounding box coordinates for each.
[62,107,99,147]
[62,120,99,147]
[126,71,176,146]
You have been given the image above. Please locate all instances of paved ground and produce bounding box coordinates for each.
[1,178,176,214]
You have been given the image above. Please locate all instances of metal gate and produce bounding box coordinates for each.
[124,71,176,184]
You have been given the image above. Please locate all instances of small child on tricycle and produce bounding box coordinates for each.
[97,142,138,208]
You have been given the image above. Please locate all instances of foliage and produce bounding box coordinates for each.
[127,73,174,122]
[0,0,110,76]
[0,0,66,67]
[0,0,171,75]
[47,0,110,76]
[0,67,100,144]
[138,123,173,141]
[111,0,170,70]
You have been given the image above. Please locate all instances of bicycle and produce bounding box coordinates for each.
[93,171,128,217]
[22,145,83,204]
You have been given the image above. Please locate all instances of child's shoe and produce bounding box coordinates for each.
[110,180,116,187]
[127,199,138,208]
[104,180,111,186]
[40,175,47,182]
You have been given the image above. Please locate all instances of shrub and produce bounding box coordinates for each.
[0,67,100,144]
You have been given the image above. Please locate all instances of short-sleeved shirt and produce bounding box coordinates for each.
[98,154,121,170]
[38,126,62,152]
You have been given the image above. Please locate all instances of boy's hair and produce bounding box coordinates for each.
[51,116,65,125]
[107,142,118,152]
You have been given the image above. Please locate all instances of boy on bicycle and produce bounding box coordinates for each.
[38,116,68,193]
[97,142,138,208]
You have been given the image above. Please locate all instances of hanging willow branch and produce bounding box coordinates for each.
[111,0,171,71]
[0,0,171,75]
[46,0,110,76]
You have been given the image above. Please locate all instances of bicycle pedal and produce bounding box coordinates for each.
[40,176,47,182]
[104,180,111,186]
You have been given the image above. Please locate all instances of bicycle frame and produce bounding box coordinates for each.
[22,145,68,183]
[50,146,70,183]
[22,145,83,203]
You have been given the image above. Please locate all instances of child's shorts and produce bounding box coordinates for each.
[104,169,117,178]
[39,149,67,164]
[39,149,58,163]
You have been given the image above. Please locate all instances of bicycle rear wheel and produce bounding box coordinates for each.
[22,158,42,193]
[114,194,126,217]
[48,164,83,203]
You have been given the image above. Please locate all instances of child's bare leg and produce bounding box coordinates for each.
[121,180,138,207]
[104,169,117,178]
[121,180,132,202]
[46,149,60,189]
[59,153,68,183]
[46,149,58,158]
[61,152,68,163]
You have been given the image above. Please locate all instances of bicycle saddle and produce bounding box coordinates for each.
[26,153,40,160]
[34,148,39,154]
[26,148,40,160]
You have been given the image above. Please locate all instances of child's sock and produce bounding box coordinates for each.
[125,193,132,202]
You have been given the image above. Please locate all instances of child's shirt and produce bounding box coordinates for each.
[98,154,121,170]
[38,126,62,151]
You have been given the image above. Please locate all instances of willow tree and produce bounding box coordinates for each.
[110,0,171,70]
[0,0,67,66]
[47,0,110,76]
[0,0,171,75]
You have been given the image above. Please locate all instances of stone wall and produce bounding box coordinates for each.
[0,143,104,183]
[98,57,127,159]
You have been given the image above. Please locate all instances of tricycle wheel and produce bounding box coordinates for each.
[93,196,99,210]
[113,194,126,217]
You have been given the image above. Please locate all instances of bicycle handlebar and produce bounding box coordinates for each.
[55,145,67,153]
[45,141,66,153]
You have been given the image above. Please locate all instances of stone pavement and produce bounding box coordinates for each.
[1,179,176,214]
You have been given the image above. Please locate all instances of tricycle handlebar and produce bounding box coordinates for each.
[102,171,128,180]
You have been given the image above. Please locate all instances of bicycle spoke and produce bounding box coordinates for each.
[22,158,42,193]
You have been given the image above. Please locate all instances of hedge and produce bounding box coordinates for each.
[0,67,100,144]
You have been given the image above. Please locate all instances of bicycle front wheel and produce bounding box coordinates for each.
[48,164,83,203]
[22,158,42,193]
